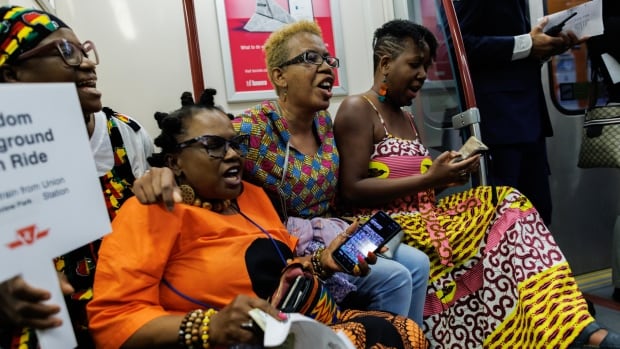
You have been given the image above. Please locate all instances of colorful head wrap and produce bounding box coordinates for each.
[0,6,69,66]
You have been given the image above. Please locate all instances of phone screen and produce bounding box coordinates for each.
[332,211,402,273]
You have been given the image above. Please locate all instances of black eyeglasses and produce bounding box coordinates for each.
[177,134,249,159]
[16,39,99,66]
[279,50,339,68]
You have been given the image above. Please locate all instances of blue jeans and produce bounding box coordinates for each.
[343,244,429,326]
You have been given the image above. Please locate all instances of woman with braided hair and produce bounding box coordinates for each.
[133,20,431,327]
[87,88,428,349]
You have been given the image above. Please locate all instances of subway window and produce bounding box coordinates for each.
[546,0,592,112]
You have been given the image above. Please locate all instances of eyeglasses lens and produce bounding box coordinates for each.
[57,41,79,66]
[303,51,338,68]
[325,56,339,68]
[202,135,248,159]
[82,42,99,65]
[305,51,321,64]
[57,41,98,66]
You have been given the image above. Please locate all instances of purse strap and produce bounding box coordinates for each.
[588,63,603,110]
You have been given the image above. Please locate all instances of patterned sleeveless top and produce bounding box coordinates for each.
[352,96,434,216]
[5,108,138,349]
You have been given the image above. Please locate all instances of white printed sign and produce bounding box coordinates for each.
[0,83,111,348]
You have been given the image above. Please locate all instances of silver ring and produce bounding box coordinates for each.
[460,171,467,177]
[240,320,254,330]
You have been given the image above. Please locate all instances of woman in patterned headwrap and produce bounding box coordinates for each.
[0,6,153,348]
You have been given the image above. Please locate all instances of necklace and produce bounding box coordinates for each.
[179,184,232,213]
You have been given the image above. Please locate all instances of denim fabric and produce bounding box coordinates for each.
[569,321,620,348]
[343,244,430,326]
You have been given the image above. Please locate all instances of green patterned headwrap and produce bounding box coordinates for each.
[0,6,69,66]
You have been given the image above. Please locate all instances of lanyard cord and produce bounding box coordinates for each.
[161,278,219,310]
[276,141,291,225]
[162,204,288,308]
[236,208,288,267]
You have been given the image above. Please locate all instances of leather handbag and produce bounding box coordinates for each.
[270,262,340,325]
[578,105,620,169]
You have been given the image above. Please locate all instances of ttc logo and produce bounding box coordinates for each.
[6,224,50,249]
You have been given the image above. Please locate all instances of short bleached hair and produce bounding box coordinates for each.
[263,20,323,95]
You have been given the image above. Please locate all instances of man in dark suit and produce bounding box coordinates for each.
[454,0,580,225]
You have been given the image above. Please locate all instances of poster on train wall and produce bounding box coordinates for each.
[0,83,111,348]
[215,0,347,102]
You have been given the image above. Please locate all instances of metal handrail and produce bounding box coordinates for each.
[440,0,488,185]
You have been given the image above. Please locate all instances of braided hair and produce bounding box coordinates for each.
[148,88,228,167]
[372,19,438,72]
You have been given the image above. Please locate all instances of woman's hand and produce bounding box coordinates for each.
[0,275,72,329]
[209,295,286,347]
[132,167,182,211]
[425,151,481,188]
[321,220,377,277]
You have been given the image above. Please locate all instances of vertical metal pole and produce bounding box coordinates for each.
[182,0,205,100]
[440,0,488,185]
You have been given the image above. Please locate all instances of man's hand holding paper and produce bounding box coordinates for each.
[542,0,603,39]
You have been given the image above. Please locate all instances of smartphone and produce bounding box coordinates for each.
[332,211,402,273]
[279,275,310,312]
[544,12,577,36]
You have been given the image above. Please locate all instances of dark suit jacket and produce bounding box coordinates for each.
[454,0,553,145]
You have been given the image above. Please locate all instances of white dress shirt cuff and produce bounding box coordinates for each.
[512,34,532,61]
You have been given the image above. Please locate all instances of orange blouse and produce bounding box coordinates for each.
[87,182,297,349]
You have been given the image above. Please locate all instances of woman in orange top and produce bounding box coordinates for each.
[87,89,428,349]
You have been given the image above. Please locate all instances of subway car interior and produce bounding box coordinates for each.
[1,0,619,346]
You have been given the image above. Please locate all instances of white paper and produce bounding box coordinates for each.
[0,83,111,348]
[244,0,295,32]
[263,313,355,349]
[602,53,620,84]
[288,0,314,21]
[542,0,604,38]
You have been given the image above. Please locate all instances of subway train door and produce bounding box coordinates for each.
[401,0,620,275]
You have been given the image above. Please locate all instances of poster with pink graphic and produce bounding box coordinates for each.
[215,0,347,102]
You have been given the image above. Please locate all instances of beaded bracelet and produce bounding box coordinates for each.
[200,308,218,349]
[311,247,334,280]
[179,308,218,349]
[179,309,203,349]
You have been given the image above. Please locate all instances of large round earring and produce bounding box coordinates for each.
[378,75,388,103]
[179,184,196,205]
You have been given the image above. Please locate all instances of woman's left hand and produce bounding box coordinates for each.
[448,153,481,187]
[209,294,286,347]
[322,220,377,277]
